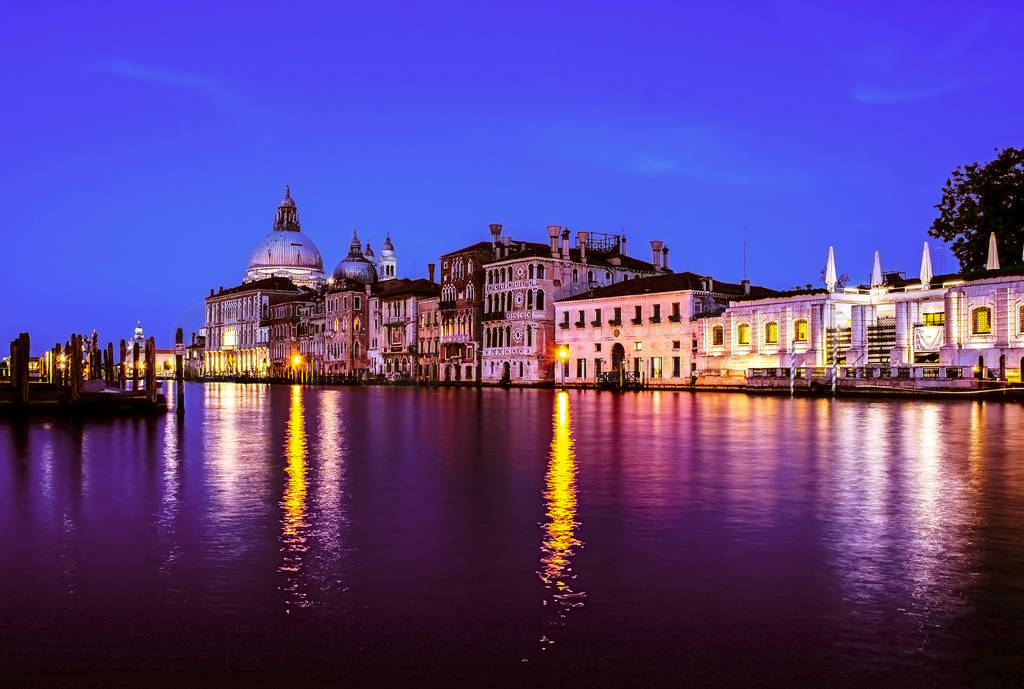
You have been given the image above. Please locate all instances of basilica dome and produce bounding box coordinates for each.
[332,230,378,284]
[245,187,325,288]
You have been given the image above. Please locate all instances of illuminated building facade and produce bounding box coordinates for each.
[482,226,660,385]
[205,277,304,376]
[695,243,1024,384]
[555,272,772,386]
[417,295,440,382]
[438,239,493,383]
[370,278,441,380]
[323,279,371,377]
[267,291,317,377]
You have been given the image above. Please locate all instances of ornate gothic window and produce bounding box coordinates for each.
[536,290,545,309]
[537,264,546,279]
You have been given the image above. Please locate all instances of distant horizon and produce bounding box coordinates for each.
[4,1,1021,347]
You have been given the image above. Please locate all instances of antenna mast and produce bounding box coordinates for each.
[743,225,748,281]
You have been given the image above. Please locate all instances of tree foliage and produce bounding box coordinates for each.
[929,147,1024,272]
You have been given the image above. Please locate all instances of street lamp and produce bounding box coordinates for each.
[557,346,569,388]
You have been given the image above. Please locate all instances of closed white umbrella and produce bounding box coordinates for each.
[919,241,933,286]
[986,232,1000,270]
[870,251,883,287]
[824,246,837,292]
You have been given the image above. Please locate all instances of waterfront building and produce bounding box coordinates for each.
[205,277,305,376]
[323,278,371,378]
[372,277,441,380]
[555,272,773,387]
[267,290,317,377]
[417,291,441,382]
[694,241,1024,386]
[438,237,495,383]
[482,226,661,385]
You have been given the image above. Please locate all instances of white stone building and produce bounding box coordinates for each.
[555,272,773,387]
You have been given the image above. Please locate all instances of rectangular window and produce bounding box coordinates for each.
[613,307,622,323]
[973,308,992,335]
[595,343,602,352]
[694,302,702,314]
[653,304,661,319]
[354,296,362,310]
[634,358,642,376]
[576,358,586,379]
[651,357,663,378]
[595,358,603,377]
[672,356,681,377]
[594,308,602,324]
[633,305,642,322]
[922,312,945,326]
[671,302,680,318]
[672,340,680,349]
[765,322,778,344]
[794,320,808,342]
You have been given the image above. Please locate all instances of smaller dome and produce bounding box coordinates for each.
[332,229,378,283]
[364,241,375,258]
[382,234,394,252]
[279,185,296,208]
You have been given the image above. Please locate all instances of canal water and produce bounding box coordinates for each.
[1,383,1023,687]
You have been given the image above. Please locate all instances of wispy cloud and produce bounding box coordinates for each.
[92,59,232,109]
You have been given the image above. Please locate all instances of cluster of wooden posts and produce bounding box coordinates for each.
[4,329,186,413]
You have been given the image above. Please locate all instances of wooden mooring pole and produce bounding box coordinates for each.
[119,339,127,390]
[175,328,184,414]
[69,334,81,404]
[145,337,157,404]
[105,342,114,386]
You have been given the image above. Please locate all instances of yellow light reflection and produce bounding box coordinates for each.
[538,391,585,648]
[280,384,310,611]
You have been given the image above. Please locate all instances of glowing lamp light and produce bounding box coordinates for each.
[557,346,569,361]
[292,355,302,367]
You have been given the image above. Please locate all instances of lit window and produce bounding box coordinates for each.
[737,323,750,345]
[765,322,778,344]
[651,357,663,378]
[972,307,992,335]
[794,319,808,342]
[922,312,945,327]
[712,325,724,347]
[634,342,642,351]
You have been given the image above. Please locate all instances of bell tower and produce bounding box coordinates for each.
[379,234,398,281]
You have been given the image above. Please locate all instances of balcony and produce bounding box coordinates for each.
[482,311,506,322]
[668,314,681,323]
[558,321,570,329]
[630,317,642,325]
[574,320,586,328]
[648,316,661,324]
[438,300,457,311]
[607,318,622,326]
[590,319,603,327]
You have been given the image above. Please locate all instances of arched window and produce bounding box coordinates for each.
[354,341,360,357]
[536,290,545,309]
[587,270,594,283]
[572,269,579,283]
[527,290,534,309]
[500,268,506,283]
[537,264,545,279]
[354,317,361,332]
[467,283,474,300]
[737,323,751,345]
[765,321,778,344]
[793,319,808,343]
[972,307,992,335]
[712,325,725,347]
[528,264,534,279]
[519,362,524,377]
[505,326,511,345]
[527,326,533,347]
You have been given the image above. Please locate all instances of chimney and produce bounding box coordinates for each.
[428,263,436,284]
[489,223,502,259]
[561,229,570,259]
[741,279,750,295]
[191,332,196,345]
[210,288,214,297]
[578,231,589,264]
[547,225,560,257]
[219,286,223,293]
[650,240,664,271]
[707,277,714,291]
[501,235,511,258]
[662,246,669,271]
[620,233,627,256]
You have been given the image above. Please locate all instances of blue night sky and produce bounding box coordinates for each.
[2,1,1022,348]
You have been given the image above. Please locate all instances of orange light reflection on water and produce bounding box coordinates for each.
[280,385,310,611]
